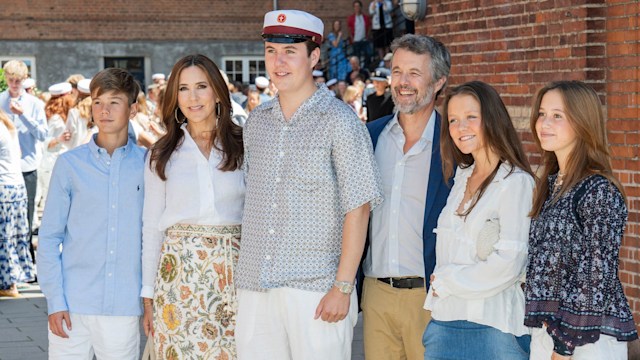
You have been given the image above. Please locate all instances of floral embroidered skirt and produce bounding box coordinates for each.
[0,183,35,289]
[153,223,241,360]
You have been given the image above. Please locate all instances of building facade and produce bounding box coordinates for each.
[413,0,640,349]
[0,1,354,89]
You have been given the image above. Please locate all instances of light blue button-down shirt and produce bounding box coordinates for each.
[0,90,47,172]
[37,135,146,316]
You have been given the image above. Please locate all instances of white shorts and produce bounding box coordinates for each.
[530,326,627,360]
[48,313,140,360]
[236,287,358,360]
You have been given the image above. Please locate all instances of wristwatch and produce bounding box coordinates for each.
[334,280,354,294]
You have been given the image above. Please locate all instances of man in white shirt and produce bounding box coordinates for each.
[361,34,451,360]
[348,1,372,70]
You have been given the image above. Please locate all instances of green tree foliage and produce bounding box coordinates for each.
[0,69,6,92]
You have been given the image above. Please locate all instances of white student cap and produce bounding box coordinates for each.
[152,73,165,80]
[326,78,338,87]
[22,78,35,90]
[48,82,73,96]
[255,76,269,89]
[312,70,323,77]
[262,10,324,46]
[77,78,92,94]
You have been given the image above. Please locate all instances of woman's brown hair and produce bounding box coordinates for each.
[529,80,624,217]
[441,81,534,217]
[149,54,243,180]
[45,94,74,123]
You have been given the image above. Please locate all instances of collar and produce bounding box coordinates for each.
[383,109,436,143]
[266,83,333,118]
[88,133,134,158]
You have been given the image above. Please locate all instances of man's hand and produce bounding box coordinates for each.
[430,274,438,297]
[314,287,350,323]
[9,99,23,116]
[551,352,571,360]
[48,311,72,338]
[142,300,154,337]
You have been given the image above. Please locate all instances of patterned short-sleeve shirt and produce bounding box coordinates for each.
[237,85,383,293]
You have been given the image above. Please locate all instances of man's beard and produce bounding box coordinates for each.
[392,84,434,114]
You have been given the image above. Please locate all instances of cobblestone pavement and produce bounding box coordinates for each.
[0,283,365,360]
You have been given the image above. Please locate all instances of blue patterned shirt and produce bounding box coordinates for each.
[237,85,383,293]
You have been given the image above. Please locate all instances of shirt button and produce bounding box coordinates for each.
[110,251,114,255]
[272,203,278,208]
[106,161,111,165]
[108,273,112,277]
[275,177,281,183]
[279,151,285,157]
[110,227,115,231]
[283,126,289,131]
[111,205,116,209]
[265,255,271,260]
[269,229,275,234]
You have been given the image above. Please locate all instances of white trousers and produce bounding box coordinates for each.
[236,287,358,360]
[48,313,140,360]
[530,326,628,360]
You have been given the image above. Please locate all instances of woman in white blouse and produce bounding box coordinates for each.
[142,54,245,360]
[422,81,535,359]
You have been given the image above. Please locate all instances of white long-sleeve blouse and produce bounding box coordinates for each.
[424,162,534,336]
[141,124,245,298]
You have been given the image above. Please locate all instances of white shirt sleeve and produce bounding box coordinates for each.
[432,172,534,300]
[140,155,166,298]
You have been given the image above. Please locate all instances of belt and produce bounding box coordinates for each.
[377,277,425,289]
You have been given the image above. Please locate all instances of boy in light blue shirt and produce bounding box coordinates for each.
[38,68,146,359]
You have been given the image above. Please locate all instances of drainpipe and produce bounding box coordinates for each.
[273,0,278,10]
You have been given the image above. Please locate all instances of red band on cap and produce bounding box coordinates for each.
[262,25,323,45]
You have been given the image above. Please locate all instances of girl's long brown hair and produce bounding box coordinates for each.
[45,94,74,123]
[149,54,243,180]
[529,80,625,217]
[441,81,534,217]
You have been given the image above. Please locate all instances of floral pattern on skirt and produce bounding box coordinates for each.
[0,183,35,289]
[154,224,240,360]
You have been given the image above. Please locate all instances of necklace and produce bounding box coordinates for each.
[553,172,565,193]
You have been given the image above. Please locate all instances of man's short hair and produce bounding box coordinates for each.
[391,34,451,99]
[90,68,140,106]
[3,60,29,79]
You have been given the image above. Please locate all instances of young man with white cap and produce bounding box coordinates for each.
[151,73,165,85]
[236,9,382,360]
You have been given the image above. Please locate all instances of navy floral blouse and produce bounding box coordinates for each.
[524,174,638,354]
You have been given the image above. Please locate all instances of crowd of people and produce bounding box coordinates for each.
[0,6,637,360]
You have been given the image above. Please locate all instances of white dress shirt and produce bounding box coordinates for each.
[424,162,534,336]
[141,124,245,297]
[364,110,435,278]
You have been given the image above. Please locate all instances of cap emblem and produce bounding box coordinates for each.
[277,13,286,23]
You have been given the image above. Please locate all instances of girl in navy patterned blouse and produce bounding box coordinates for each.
[525,80,637,359]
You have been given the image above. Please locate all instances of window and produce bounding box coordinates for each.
[104,57,145,88]
[0,56,37,79]
[222,57,266,85]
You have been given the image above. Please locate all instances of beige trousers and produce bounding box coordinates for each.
[362,276,431,360]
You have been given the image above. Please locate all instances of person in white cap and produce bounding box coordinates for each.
[22,78,36,95]
[37,82,74,206]
[65,78,93,149]
[254,75,273,103]
[0,60,47,264]
[151,73,166,85]
[235,9,382,360]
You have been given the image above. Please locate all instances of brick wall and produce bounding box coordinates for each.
[0,0,353,41]
[417,0,640,333]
